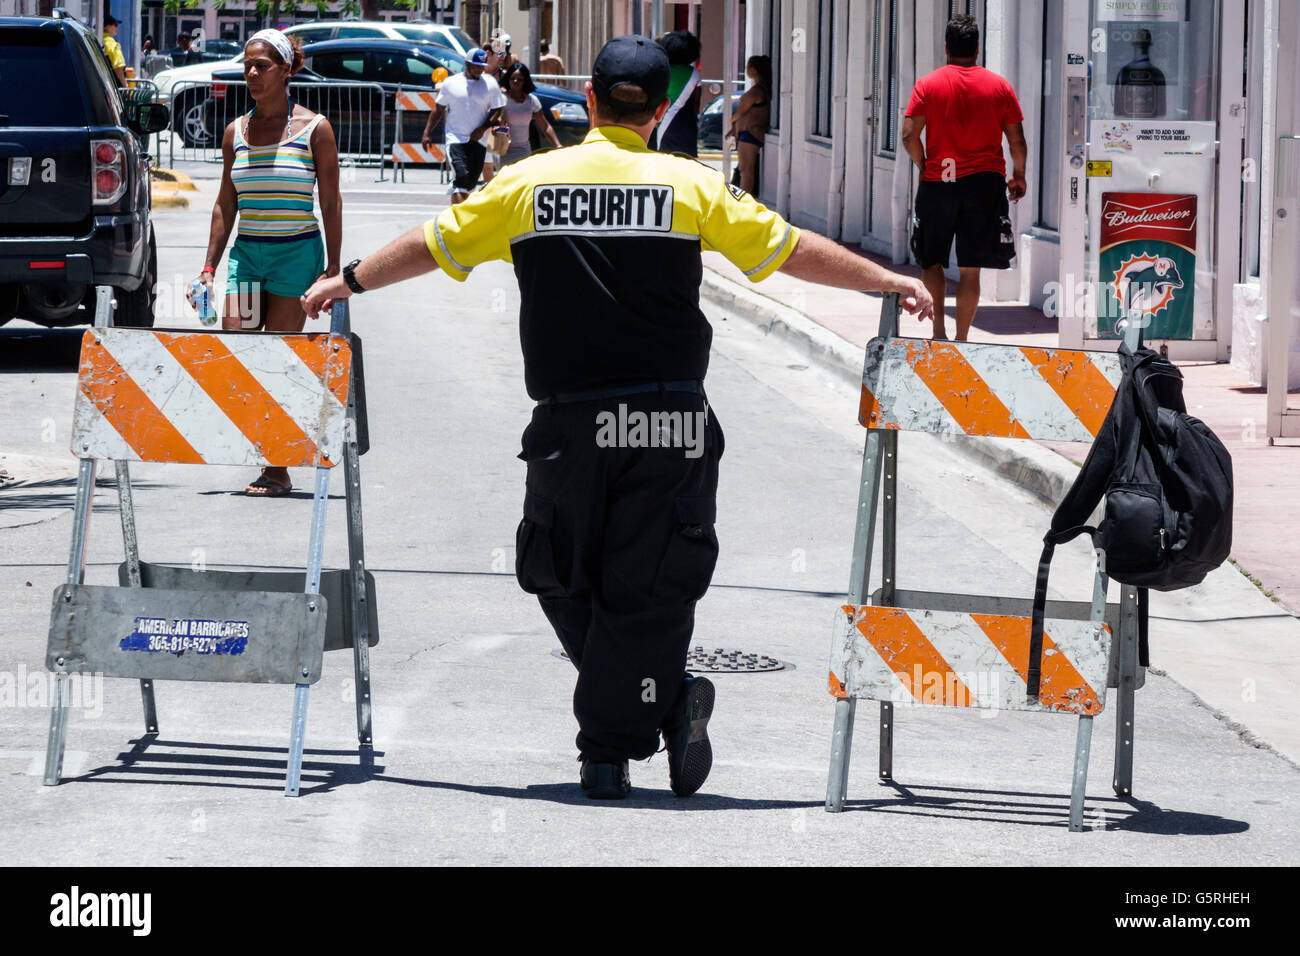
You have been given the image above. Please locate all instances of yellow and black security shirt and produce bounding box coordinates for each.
[423,125,800,399]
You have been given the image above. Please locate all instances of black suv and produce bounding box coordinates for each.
[1,13,169,328]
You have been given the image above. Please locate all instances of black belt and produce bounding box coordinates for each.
[537,380,704,406]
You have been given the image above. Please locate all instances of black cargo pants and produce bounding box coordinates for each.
[514,389,723,763]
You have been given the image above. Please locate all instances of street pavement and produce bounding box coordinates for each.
[0,166,1296,865]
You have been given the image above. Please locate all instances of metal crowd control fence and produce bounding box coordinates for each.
[166,79,388,169]
[119,79,164,165]
[44,289,376,796]
[140,53,174,80]
[392,88,447,183]
[824,294,1146,832]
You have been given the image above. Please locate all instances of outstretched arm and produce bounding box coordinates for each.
[300,225,439,318]
[778,230,935,322]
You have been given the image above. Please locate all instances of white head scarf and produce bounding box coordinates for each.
[245,29,294,66]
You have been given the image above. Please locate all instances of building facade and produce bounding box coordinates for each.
[747,0,1300,381]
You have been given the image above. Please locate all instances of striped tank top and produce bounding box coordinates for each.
[231,111,324,242]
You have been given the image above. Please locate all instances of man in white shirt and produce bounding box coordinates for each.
[422,48,507,203]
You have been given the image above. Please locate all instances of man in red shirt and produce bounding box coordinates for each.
[901,15,1027,341]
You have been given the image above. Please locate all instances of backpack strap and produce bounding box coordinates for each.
[1027,524,1096,701]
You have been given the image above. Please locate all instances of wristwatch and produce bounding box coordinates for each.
[342,258,366,294]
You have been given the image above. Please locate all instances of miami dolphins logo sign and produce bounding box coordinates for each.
[1111,252,1183,318]
[1098,193,1197,339]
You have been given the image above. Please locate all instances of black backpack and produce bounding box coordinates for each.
[1027,341,1234,700]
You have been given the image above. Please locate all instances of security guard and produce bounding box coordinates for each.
[303,36,933,800]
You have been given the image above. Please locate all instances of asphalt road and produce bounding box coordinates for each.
[0,169,1297,865]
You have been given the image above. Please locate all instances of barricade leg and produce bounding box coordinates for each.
[115,460,158,734]
[826,420,888,810]
[1112,584,1140,797]
[44,675,71,785]
[45,456,98,785]
[1069,715,1095,831]
[1064,559,1108,828]
[878,430,898,779]
[285,464,331,797]
[878,701,894,779]
[285,682,311,796]
[826,698,857,811]
[343,392,373,746]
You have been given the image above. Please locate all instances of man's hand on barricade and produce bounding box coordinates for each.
[301,275,349,320]
[897,277,935,324]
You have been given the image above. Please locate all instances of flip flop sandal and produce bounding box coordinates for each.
[245,472,292,497]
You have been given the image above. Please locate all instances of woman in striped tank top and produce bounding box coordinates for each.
[192,29,342,496]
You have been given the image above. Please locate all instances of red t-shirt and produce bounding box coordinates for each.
[905,65,1023,182]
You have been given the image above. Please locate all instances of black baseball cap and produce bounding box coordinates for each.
[591,35,669,106]
[104,14,121,26]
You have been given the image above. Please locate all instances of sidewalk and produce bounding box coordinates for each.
[702,245,1300,615]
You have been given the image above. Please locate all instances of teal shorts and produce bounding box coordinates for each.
[226,233,325,299]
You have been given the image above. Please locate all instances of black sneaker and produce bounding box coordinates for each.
[662,676,715,797]
[580,758,630,800]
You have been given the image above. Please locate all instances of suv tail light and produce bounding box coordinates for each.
[90,138,127,205]
[211,83,227,99]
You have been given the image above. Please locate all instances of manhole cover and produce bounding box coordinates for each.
[552,646,792,673]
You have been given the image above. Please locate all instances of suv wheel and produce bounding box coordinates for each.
[176,92,214,148]
[115,235,157,328]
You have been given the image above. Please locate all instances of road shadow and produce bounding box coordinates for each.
[71,736,384,794]
[0,476,172,512]
[842,780,1248,834]
[68,741,1243,829]
[196,489,348,501]
[0,327,85,372]
[360,776,824,811]
[67,737,823,809]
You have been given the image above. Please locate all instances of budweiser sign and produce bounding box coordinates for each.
[1100,193,1198,242]
[1098,192,1197,339]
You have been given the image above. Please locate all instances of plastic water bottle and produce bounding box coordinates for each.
[190,278,217,326]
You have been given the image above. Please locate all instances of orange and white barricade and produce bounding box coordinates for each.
[393,88,447,182]
[826,295,1145,831]
[44,288,377,796]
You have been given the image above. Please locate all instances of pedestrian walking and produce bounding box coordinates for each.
[493,34,519,73]
[422,48,506,203]
[901,14,1026,341]
[653,29,702,156]
[190,28,343,497]
[101,15,127,86]
[538,39,565,77]
[168,32,199,67]
[480,42,512,184]
[728,55,771,194]
[499,63,561,166]
[300,36,933,801]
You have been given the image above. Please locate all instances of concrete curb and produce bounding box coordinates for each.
[149,167,199,191]
[700,267,1081,508]
[151,190,191,210]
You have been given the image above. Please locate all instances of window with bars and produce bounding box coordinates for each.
[766,0,781,131]
[878,0,898,154]
[812,0,835,138]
